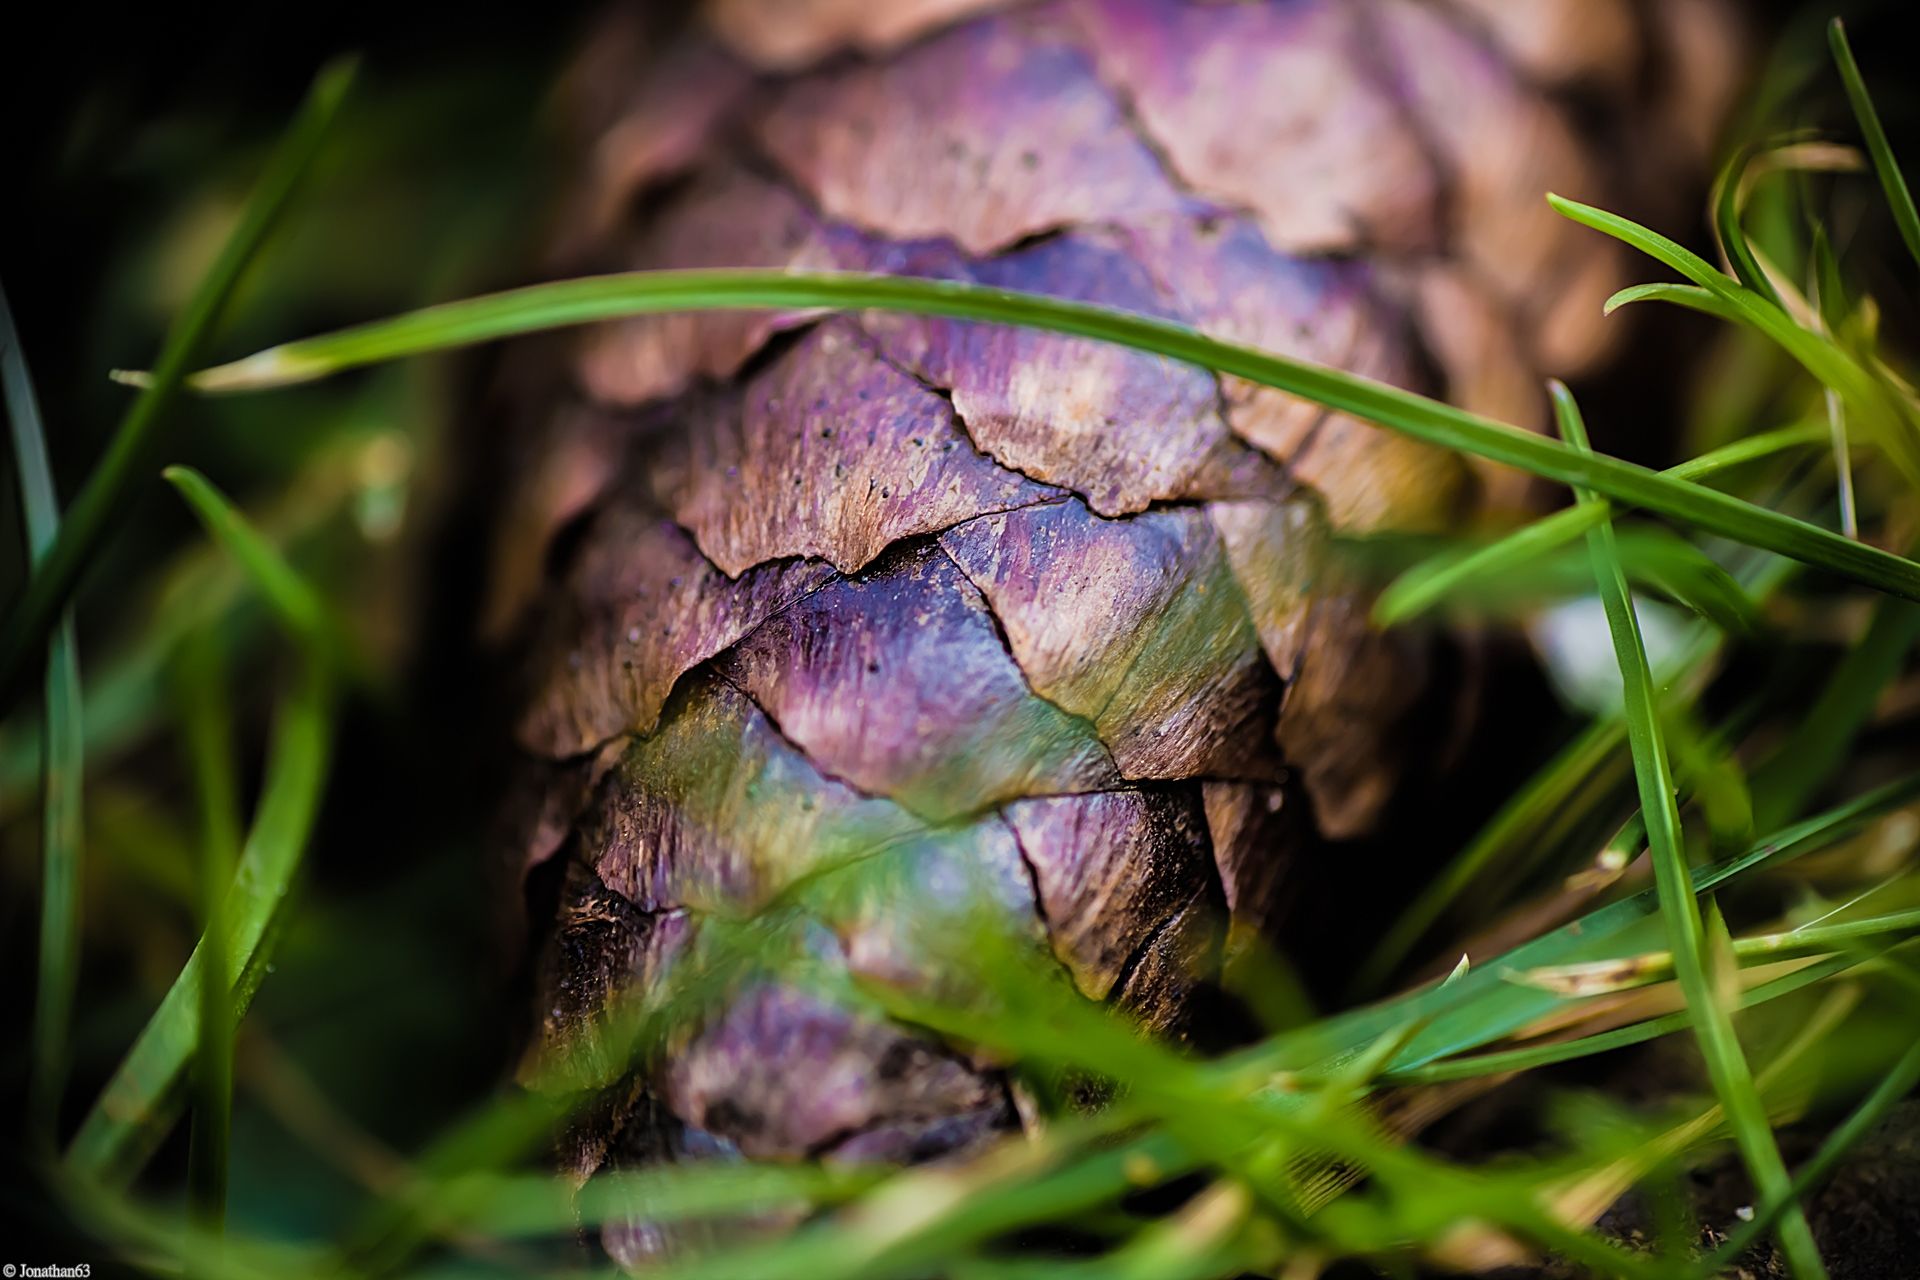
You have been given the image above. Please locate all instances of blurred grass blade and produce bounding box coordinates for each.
[1830,18,1920,274]
[0,58,355,709]
[1808,230,1861,540]
[1751,591,1920,830]
[1554,380,1827,1280]
[176,630,243,1229]
[3,281,86,1139]
[66,659,332,1182]
[131,266,1920,601]
[163,467,329,643]
[1363,543,1805,989]
[1356,719,1627,995]
[1374,419,1820,627]
[65,463,338,1179]
[1703,1036,1920,1274]
[452,1165,880,1239]
[1662,706,1752,849]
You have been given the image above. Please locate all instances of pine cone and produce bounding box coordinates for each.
[489,0,1741,1265]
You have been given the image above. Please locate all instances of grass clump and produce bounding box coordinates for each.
[6,13,1920,1280]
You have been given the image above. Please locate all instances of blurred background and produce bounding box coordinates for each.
[4,0,1920,1272]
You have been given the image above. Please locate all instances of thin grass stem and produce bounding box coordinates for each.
[176,629,243,1231]
[1555,380,1827,1279]
[1829,19,1920,274]
[2,280,86,1143]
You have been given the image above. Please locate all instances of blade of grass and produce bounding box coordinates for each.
[1804,226,1862,539]
[1553,194,1920,491]
[1554,380,1827,1279]
[1353,720,1627,997]
[1385,952,1861,1086]
[65,482,335,1183]
[1829,18,1920,274]
[126,267,1920,602]
[175,628,243,1231]
[1701,1035,1920,1274]
[1373,420,1824,626]
[1296,768,1920,1079]
[0,58,355,710]
[64,659,332,1182]
[162,467,329,643]
[1714,147,1784,306]
[3,281,85,1141]
[1603,281,1746,324]
[1750,591,1920,830]
[1361,548,1800,996]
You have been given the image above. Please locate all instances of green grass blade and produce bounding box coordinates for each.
[1554,194,1920,491]
[1517,906,1920,996]
[1701,1035,1920,1275]
[1354,719,1629,996]
[1605,281,1754,326]
[163,467,329,643]
[176,630,242,1230]
[1375,506,1595,625]
[63,465,339,1181]
[1256,770,1920,1078]
[0,58,355,710]
[1555,380,1827,1279]
[131,267,1920,602]
[1751,592,1920,831]
[1385,954,1860,1086]
[1714,148,1784,305]
[1377,421,1823,626]
[1829,18,1920,274]
[65,659,332,1182]
[3,281,86,1141]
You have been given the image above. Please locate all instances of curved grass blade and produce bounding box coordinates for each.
[1714,146,1783,305]
[163,468,329,643]
[1830,18,1920,274]
[1554,380,1827,1279]
[1710,139,1864,310]
[1605,281,1746,324]
[3,281,85,1140]
[126,267,1920,603]
[65,659,332,1182]
[65,488,335,1182]
[0,58,355,710]
[1554,194,1920,492]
